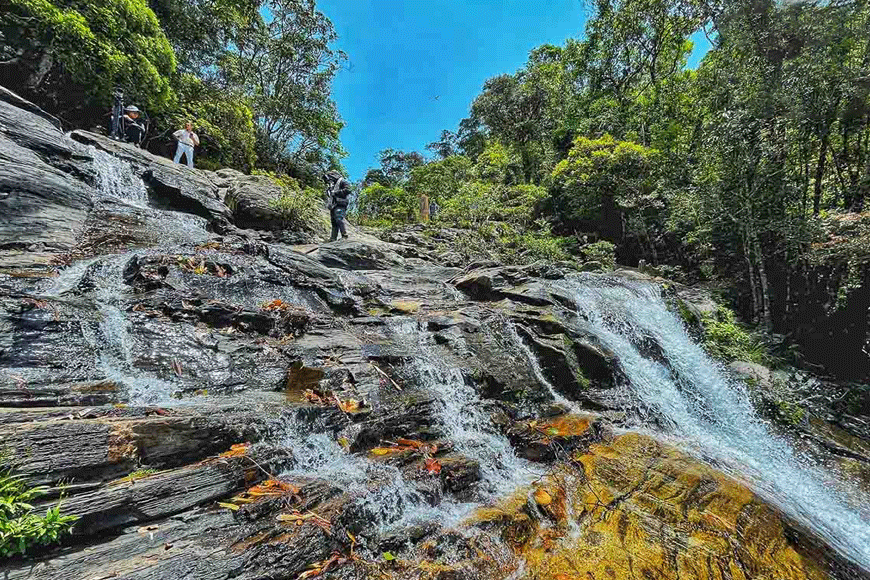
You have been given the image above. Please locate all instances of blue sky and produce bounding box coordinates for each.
[318,1,711,181]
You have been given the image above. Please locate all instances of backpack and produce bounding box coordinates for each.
[328,178,350,209]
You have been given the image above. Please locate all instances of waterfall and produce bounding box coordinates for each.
[390,320,541,498]
[89,146,149,205]
[277,411,455,534]
[558,274,870,569]
[267,319,542,539]
[86,144,211,245]
[44,252,179,405]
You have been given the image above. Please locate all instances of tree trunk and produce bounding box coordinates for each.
[742,226,761,325]
[813,132,829,216]
[753,233,773,332]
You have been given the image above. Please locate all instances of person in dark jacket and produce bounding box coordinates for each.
[122,106,146,147]
[325,171,351,241]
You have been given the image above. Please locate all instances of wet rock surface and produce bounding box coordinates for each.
[2,91,870,580]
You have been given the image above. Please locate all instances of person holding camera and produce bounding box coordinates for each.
[324,171,351,242]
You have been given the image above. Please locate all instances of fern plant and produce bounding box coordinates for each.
[0,467,78,558]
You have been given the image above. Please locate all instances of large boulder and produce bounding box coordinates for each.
[472,432,865,580]
[223,173,287,230]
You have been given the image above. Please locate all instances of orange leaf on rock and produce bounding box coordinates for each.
[396,438,426,449]
[339,398,361,412]
[534,488,552,506]
[219,443,249,458]
[424,457,442,475]
[263,299,289,312]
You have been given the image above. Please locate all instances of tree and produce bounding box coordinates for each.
[426,130,460,159]
[552,135,661,254]
[407,155,474,202]
[356,183,418,225]
[0,0,176,122]
[362,149,425,188]
[220,0,346,168]
[147,0,259,74]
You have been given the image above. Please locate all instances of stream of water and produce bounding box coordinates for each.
[390,319,542,496]
[41,149,199,405]
[273,320,541,535]
[558,274,870,569]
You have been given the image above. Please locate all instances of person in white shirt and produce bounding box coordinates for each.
[172,121,200,168]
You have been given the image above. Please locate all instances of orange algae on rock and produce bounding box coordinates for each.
[472,432,832,580]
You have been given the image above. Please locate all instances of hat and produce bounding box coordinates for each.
[124,105,140,113]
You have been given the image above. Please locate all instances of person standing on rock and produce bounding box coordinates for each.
[122,106,146,147]
[325,171,351,242]
[172,121,200,168]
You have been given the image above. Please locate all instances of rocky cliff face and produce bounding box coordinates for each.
[1,90,869,580]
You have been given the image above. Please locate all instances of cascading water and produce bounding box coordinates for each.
[267,319,542,540]
[277,411,453,534]
[38,147,209,405]
[42,251,178,405]
[89,146,149,206]
[558,274,870,569]
[390,320,541,498]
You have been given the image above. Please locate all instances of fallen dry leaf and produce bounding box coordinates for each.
[219,443,249,458]
[370,446,410,456]
[277,510,332,532]
[534,488,552,507]
[338,398,361,413]
[263,299,288,312]
[424,457,442,475]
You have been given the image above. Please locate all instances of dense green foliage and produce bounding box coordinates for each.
[1,0,176,117]
[0,466,77,558]
[0,0,344,180]
[219,0,346,173]
[154,74,257,171]
[700,307,770,365]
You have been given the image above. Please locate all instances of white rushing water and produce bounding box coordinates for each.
[89,146,149,206]
[272,320,542,537]
[39,149,207,406]
[44,252,179,406]
[277,412,458,534]
[558,274,870,569]
[391,320,541,498]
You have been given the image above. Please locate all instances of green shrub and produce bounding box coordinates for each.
[157,75,257,172]
[701,307,770,365]
[551,135,660,242]
[0,466,78,558]
[356,183,418,225]
[257,170,326,233]
[579,240,617,270]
